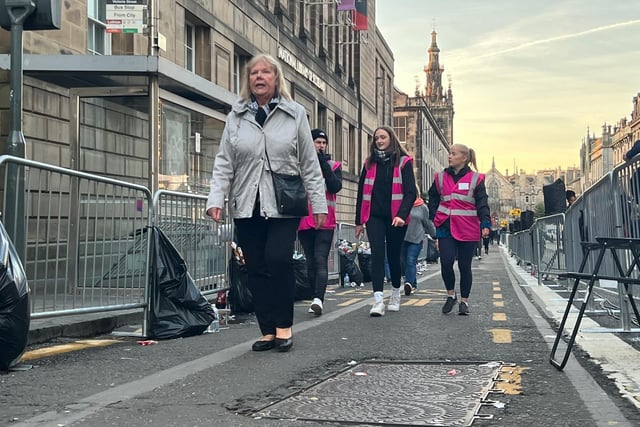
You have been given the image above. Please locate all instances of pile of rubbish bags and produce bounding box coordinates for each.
[337,239,371,287]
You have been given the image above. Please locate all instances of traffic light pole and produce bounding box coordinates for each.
[5,0,35,263]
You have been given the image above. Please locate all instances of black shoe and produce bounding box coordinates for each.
[442,296,457,314]
[404,282,413,296]
[274,337,293,352]
[458,301,470,315]
[252,339,275,351]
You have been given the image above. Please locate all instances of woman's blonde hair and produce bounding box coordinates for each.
[239,53,292,102]
[451,143,478,171]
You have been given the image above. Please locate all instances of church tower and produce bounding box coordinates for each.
[424,29,454,144]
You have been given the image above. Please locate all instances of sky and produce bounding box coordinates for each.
[375,0,640,174]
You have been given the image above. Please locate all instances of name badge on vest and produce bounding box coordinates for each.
[458,182,470,190]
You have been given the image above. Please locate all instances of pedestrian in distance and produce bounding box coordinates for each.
[298,128,343,316]
[355,126,417,316]
[566,189,576,207]
[428,143,491,316]
[206,53,328,352]
[403,188,436,296]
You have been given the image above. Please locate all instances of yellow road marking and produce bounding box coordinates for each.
[412,298,432,306]
[403,299,419,306]
[20,339,121,361]
[497,366,528,395]
[492,286,501,291]
[493,313,507,321]
[492,281,500,286]
[494,301,504,307]
[489,328,512,343]
[493,293,503,299]
[337,298,363,306]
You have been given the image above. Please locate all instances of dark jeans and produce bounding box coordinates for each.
[366,216,407,292]
[438,237,476,299]
[234,215,299,336]
[298,228,334,301]
[402,240,423,286]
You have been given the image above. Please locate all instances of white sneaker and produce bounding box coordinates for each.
[369,300,385,317]
[387,292,401,312]
[310,298,323,315]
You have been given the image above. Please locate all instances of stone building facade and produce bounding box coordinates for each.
[392,89,448,192]
[0,0,394,225]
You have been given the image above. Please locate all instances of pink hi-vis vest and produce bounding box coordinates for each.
[359,155,412,225]
[299,160,341,231]
[433,170,484,241]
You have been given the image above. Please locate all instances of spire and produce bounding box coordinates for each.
[424,28,443,102]
[492,156,496,170]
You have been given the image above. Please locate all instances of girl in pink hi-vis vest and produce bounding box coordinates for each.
[355,126,417,317]
[427,143,491,316]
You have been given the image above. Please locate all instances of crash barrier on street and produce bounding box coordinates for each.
[508,156,640,346]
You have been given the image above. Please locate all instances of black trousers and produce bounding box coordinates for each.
[298,228,334,301]
[234,215,299,336]
[366,216,407,292]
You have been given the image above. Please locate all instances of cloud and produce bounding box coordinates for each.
[473,20,640,60]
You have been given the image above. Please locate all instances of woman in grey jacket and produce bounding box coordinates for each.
[206,53,327,352]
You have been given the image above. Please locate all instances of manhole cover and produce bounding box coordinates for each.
[254,361,503,426]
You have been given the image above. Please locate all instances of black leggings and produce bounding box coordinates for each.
[366,216,407,292]
[298,228,334,301]
[438,238,476,299]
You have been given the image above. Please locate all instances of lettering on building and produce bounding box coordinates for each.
[277,46,326,92]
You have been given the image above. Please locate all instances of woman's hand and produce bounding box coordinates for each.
[355,225,365,239]
[314,214,327,229]
[208,207,223,223]
[391,216,406,227]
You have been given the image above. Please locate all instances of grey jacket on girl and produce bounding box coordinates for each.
[206,98,327,219]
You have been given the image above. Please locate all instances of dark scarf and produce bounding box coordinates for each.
[249,94,279,127]
[373,148,392,163]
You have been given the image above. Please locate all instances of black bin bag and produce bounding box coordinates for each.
[148,226,215,339]
[0,222,30,371]
[228,256,254,314]
[293,255,312,301]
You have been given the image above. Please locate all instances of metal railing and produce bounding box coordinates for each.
[508,156,640,333]
[0,155,154,326]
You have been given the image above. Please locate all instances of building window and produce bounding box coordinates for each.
[88,0,111,55]
[394,116,407,142]
[234,51,251,95]
[185,22,195,72]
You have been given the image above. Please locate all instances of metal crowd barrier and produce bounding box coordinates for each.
[508,156,640,333]
[0,155,153,332]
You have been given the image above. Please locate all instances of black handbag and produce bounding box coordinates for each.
[265,147,309,217]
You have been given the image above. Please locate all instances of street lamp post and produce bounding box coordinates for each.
[4,0,35,263]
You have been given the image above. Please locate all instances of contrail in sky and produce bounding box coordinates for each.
[476,19,640,59]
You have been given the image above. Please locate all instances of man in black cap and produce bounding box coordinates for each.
[298,128,343,315]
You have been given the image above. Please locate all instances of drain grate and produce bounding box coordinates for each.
[254,361,504,426]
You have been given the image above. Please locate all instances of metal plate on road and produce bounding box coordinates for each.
[254,360,503,426]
